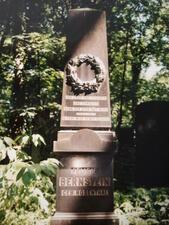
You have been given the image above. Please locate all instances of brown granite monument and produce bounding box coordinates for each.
[51,8,119,225]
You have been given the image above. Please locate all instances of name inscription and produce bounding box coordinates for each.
[59,176,111,187]
[59,168,112,197]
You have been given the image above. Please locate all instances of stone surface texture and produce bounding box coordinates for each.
[60,9,111,128]
[51,8,119,225]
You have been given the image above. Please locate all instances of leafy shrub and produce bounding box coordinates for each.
[114,188,169,225]
[0,135,60,225]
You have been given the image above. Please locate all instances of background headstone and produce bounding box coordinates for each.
[136,101,169,187]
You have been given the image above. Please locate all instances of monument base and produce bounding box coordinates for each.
[51,212,119,225]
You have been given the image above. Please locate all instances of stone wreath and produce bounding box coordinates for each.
[65,54,105,94]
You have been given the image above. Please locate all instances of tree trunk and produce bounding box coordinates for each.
[9,38,26,137]
[117,31,129,132]
[131,62,141,124]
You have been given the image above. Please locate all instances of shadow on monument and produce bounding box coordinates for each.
[66,9,103,60]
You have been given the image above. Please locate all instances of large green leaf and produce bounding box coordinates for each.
[0,139,6,150]
[32,134,46,147]
[22,168,36,186]
[3,137,15,147]
[40,164,55,176]
[6,147,16,161]
[0,210,6,222]
[0,148,6,161]
[16,167,26,181]
[0,140,7,161]
[21,135,30,146]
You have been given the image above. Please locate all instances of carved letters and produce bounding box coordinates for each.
[58,168,112,197]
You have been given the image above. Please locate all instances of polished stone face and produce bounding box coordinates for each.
[56,153,114,212]
[60,9,111,129]
[51,8,119,225]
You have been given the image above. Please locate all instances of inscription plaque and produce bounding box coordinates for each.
[56,154,114,213]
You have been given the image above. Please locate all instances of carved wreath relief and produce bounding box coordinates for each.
[65,54,105,95]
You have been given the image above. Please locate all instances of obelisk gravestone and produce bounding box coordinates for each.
[51,9,119,225]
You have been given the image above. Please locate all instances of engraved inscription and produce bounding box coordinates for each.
[64,107,108,112]
[76,112,96,116]
[61,189,109,197]
[62,116,110,121]
[65,95,107,100]
[59,168,112,197]
[73,101,99,106]
[70,168,96,175]
[59,176,111,187]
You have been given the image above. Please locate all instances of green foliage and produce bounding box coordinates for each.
[0,32,64,159]
[0,133,46,162]
[0,32,64,133]
[0,136,61,225]
[114,188,169,225]
[108,0,169,127]
[0,162,56,224]
[138,73,169,103]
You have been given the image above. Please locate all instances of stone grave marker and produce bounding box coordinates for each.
[60,8,111,129]
[51,8,119,225]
